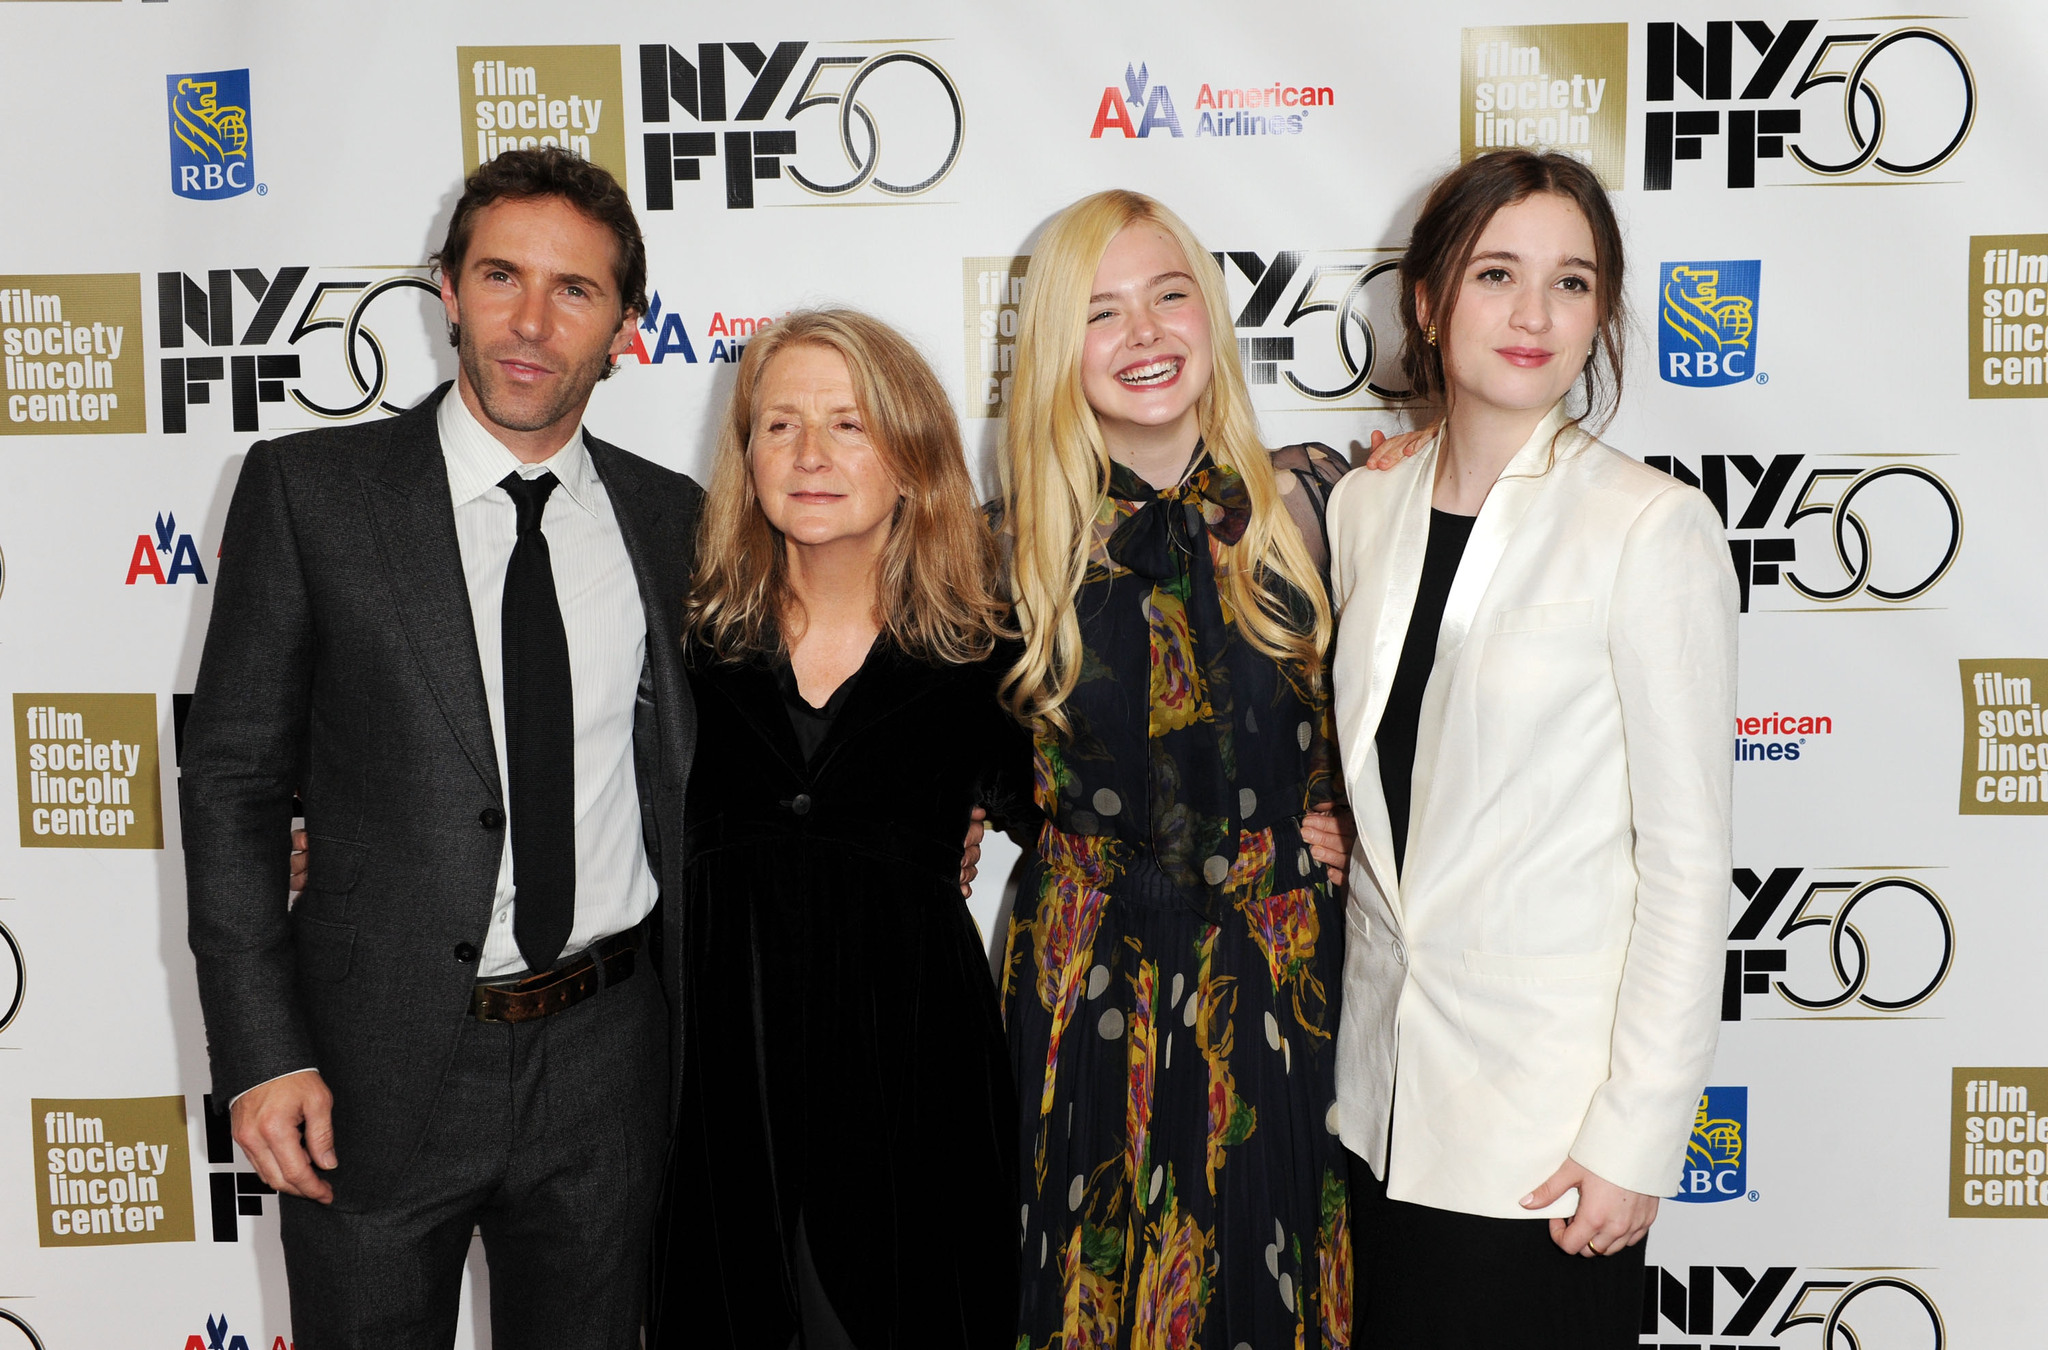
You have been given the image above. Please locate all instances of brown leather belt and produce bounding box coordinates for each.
[469,923,641,1024]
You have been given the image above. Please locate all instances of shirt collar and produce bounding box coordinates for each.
[436,384,602,516]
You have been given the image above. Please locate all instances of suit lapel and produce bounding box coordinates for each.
[1344,432,1440,913]
[1403,405,1575,880]
[359,386,501,799]
[696,655,809,782]
[587,438,693,790]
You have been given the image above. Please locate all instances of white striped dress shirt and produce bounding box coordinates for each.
[437,388,657,978]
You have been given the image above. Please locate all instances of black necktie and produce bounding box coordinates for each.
[500,470,576,972]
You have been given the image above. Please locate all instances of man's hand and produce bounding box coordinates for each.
[959,807,987,897]
[231,1069,338,1203]
[1521,1159,1660,1256]
[288,827,308,893]
[1361,426,1434,472]
[1300,805,1354,889]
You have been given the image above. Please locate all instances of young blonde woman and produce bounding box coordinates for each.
[1327,151,1736,1345]
[652,310,1032,1349]
[998,190,1355,1348]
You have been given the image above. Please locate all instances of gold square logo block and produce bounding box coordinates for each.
[14,694,163,848]
[32,1096,195,1246]
[458,47,629,189]
[1950,1069,2048,1217]
[963,256,1028,420]
[1958,661,2048,814]
[1,275,147,436]
[1461,25,1629,190]
[1968,235,2048,399]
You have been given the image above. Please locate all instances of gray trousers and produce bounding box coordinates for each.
[279,963,669,1350]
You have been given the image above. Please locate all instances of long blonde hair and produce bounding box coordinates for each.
[686,309,1006,664]
[999,189,1332,731]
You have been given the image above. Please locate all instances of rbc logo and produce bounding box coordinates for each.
[167,70,255,201]
[1660,260,1759,386]
[1673,1085,1746,1202]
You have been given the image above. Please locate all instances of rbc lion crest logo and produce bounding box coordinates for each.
[167,69,255,201]
[1660,260,1761,387]
[1674,1085,1748,1203]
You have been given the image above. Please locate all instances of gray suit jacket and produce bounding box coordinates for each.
[181,383,701,1207]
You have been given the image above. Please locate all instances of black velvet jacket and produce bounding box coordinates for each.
[653,638,1033,1349]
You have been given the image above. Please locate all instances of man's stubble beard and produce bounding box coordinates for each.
[457,323,615,436]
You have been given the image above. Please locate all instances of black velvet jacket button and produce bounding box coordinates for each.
[788,793,812,816]
[479,807,505,830]
[453,942,478,964]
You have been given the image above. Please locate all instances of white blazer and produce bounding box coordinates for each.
[1326,404,1737,1219]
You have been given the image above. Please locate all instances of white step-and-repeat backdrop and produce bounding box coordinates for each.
[1,1,2043,1346]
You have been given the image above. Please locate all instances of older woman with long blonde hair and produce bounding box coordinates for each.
[997,190,1356,1347]
[651,310,1032,1349]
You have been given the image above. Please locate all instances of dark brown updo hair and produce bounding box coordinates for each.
[1398,150,1627,438]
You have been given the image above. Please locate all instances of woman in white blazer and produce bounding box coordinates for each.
[1325,151,1737,1345]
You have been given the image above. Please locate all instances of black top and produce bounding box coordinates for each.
[1377,508,1478,876]
[772,652,867,764]
[657,639,1033,1349]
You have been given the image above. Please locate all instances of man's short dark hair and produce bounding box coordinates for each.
[431,147,649,347]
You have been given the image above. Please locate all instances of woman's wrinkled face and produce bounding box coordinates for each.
[1080,223,1215,446]
[1433,192,1601,417]
[749,344,900,551]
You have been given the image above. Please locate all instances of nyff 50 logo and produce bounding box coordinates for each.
[1641,1266,1943,1348]
[0,915,23,1039]
[1721,867,1952,1021]
[157,266,445,433]
[1644,452,1961,611]
[167,69,255,201]
[639,40,962,210]
[1644,20,1973,190]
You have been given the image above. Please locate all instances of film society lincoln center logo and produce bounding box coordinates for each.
[31,1096,195,1246]
[1951,1069,2047,1216]
[1959,659,2048,813]
[14,694,163,848]
[2,275,146,435]
[167,69,255,201]
[458,46,628,185]
[1461,25,1628,189]
[1969,234,2048,398]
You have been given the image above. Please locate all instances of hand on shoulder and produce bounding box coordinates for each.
[1361,425,1433,472]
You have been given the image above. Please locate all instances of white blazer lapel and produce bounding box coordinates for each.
[1343,431,1441,912]
[1403,405,1575,874]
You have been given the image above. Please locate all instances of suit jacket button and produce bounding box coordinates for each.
[479,808,505,830]
[453,942,478,964]
[789,793,812,816]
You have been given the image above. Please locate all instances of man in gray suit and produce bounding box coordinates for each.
[181,148,700,1349]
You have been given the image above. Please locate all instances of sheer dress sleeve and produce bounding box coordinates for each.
[1269,441,1351,575]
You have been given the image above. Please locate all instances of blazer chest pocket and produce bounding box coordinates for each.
[1462,946,1626,982]
[1493,599,1594,634]
[293,915,356,983]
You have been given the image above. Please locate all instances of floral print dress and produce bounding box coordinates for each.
[1001,443,1353,1350]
